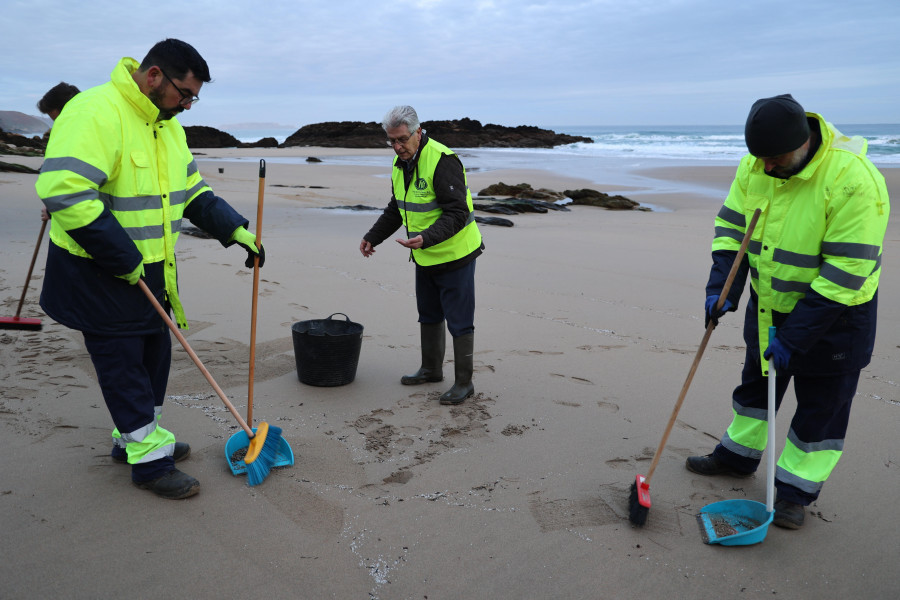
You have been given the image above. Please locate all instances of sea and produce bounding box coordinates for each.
[219,123,900,201]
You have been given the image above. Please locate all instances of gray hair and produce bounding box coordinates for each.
[382,105,420,133]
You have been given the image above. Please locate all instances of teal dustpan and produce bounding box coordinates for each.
[698,326,778,546]
[225,427,294,476]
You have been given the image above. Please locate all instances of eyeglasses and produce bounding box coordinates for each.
[159,68,200,106]
[386,134,413,147]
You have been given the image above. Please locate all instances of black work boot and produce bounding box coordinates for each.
[685,454,753,478]
[773,499,805,529]
[113,442,191,464]
[401,322,445,385]
[134,468,200,499]
[439,333,475,405]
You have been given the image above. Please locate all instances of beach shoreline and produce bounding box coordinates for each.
[2,147,898,599]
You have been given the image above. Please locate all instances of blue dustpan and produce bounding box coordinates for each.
[698,326,779,546]
[697,499,774,545]
[225,427,294,477]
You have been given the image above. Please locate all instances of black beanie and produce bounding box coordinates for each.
[744,94,810,157]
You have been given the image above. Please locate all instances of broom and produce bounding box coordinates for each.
[1,220,47,331]
[137,279,282,486]
[629,208,761,526]
[247,159,265,429]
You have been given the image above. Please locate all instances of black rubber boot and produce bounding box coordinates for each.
[134,468,200,499]
[439,333,475,405]
[773,499,805,529]
[685,454,753,478]
[401,322,445,385]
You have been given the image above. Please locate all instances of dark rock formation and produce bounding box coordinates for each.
[0,160,41,174]
[184,125,241,148]
[282,119,591,149]
[1,127,46,156]
[474,197,569,214]
[245,136,279,148]
[475,216,514,227]
[306,156,322,163]
[564,188,640,210]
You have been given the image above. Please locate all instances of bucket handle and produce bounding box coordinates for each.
[327,312,351,322]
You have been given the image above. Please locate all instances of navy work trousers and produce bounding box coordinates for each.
[415,260,476,338]
[83,330,175,481]
[713,347,859,506]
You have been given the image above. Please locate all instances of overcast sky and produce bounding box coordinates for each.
[3,0,899,130]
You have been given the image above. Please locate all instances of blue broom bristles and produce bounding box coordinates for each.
[245,424,284,487]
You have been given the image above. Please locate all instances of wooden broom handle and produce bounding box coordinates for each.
[644,208,761,483]
[137,279,253,437]
[15,220,47,318]
[247,159,265,427]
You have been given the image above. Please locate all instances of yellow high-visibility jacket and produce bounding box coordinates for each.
[711,113,889,372]
[36,57,247,335]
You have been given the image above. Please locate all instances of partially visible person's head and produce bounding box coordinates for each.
[382,105,422,161]
[744,93,812,178]
[37,82,80,121]
[138,38,210,121]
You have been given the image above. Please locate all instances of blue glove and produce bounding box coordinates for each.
[705,295,733,328]
[764,336,793,370]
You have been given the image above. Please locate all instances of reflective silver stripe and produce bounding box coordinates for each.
[714,225,744,243]
[771,277,811,294]
[171,219,183,235]
[819,262,867,291]
[787,428,844,453]
[773,248,821,268]
[139,443,175,463]
[871,253,882,274]
[125,224,166,242]
[101,192,162,212]
[187,159,199,177]
[732,399,767,421]
[821,241,881,261]
[187,180,207,199]
[750,266,759,281]
[40,156,108,186]
[717,205,745,228]
[721,431,763,460]
[398,199,439,212]
[42,190,99,212]
[748,240,763,255]
[775,466,824,493]
[408,211,476,234]
[121,420,158,443]
[169,189,187,208]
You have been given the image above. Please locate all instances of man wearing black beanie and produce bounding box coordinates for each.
[686,94,890,529]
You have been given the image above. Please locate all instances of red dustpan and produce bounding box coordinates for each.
[2,221,46,331]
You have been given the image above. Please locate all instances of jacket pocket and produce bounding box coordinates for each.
[130,151,155,196]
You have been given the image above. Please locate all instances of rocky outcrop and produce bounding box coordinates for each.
[476,181,643,211]
[0,111,49,136]
[0,127,46,156]
[564,188,641,210]
[282,119,591,148]
[183,125,241,148]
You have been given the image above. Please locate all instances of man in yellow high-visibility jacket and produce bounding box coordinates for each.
[36,39,264,499]
[687,94,889,529]
[360,106,484,405]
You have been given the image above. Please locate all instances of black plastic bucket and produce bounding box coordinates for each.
[291,313,363,386]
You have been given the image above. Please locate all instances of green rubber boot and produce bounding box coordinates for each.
[401,322,445,385]
[439,333,474,405]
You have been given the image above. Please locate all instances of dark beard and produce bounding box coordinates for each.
[148,86,183,122]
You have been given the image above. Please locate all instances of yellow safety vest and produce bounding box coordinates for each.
[391,139,482,266]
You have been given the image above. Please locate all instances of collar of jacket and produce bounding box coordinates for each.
[111,57,164,124]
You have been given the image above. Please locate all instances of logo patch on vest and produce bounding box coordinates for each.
[415,177,428,191]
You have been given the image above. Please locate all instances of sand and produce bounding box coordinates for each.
[1,148,898,599]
